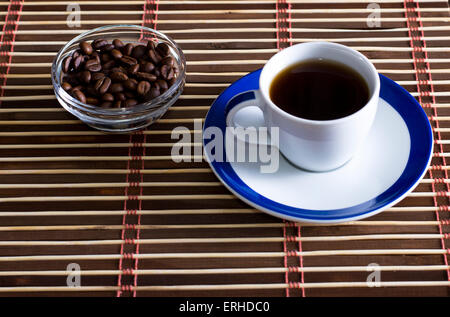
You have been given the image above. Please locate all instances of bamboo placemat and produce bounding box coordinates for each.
[0,0,449,297]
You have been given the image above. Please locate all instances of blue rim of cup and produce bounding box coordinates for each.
[203,69,433,222]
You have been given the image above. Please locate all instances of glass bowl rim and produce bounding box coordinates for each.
[51,24,186,116]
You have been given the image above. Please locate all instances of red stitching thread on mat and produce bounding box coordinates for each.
[116,0,157,297]
[116,133,135,297]
[403,0,450,281]
[276,0,305,297]
[276,0,289,297]
[286,1,293,46]
[116,132,146,297]
[275,0,292,50]
[275,0,280,50]
[133,133,146,297]
[0,0,23,106]
[281,220,290,297]
[295,224,306,297]
[153,0,160,31]
[140,0,150,41]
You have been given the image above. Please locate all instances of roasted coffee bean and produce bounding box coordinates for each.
[102,93,114,102]
[131,45,147,59]
[94,76,111,95]
[110,71,128,82]
[86,97,99,105]
[173,65,180,76]
[124,91,135,99]
[147,41,156,51]
[141,61,155,73]
[72,89,86,103]
[64,74,80,86]
[86,86,98,96]
[123,78,138,91]
[113,39,124,49]
[156,42,170,57]
[156,79,168,91]
[136,72,157,82]
[137,81,151,96]
[148,49,162,64]
[110,49,123,60]
[120,56,138,67]
[102,60,115,70]
[72,85,84,91]
[62,56,72,73]
[92,39,108,50]
[115,92,126,101]
[110,83,124,93]
[92,72,105,81]
[124,99,138,107]
[160,64,174,80]
[99,101,113,108]
[128,63,139,75]
[113,100,122,108]
[62,81,72,91]
[72,49,82,59]
[72,55,84,71]
[79,70,91,84]
[167,68,175,80]
[85,59,102,72]
[80,41,93,55]
[102,44,115,52]
[153,68,161,77]
[168,77,176,86]
[101,53,111,63]
[122,43,134,56]
[147,87,160,99]
[110,66,125,73]
[160,56,174,67]
[92,52,101,64]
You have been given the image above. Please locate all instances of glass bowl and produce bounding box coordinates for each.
[51,25,186,133]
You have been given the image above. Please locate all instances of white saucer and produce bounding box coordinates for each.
[203,70,433,223]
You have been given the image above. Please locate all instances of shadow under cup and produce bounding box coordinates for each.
[258,42,381,172]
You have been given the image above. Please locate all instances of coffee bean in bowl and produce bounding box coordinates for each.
[52,25,186,133]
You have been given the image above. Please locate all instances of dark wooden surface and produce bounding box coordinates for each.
[0,0,449,296]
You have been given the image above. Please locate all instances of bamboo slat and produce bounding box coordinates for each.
[1,265,449,276]
[0,234,447,246]
[0,221,447,232]
[0,249,448,262]
[4,25,450,36]
[0,206,443,218]
[0,8,448,16]
[4,17,450,26]
[0,0,442,5]
[2,281,450,293]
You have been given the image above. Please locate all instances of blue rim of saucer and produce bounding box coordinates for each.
[203,69,433,222]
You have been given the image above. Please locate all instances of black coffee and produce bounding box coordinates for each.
[269,59,369,120]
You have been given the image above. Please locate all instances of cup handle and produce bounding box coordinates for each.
[224,90,272,146]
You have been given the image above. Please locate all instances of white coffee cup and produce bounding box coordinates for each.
[225,42,380,172]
